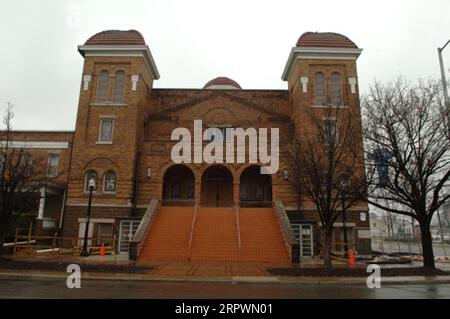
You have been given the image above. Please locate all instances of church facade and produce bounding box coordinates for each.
[9,30,371,262]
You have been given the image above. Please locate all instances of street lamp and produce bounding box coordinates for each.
[80,178,96,257]
[438,39,450,108]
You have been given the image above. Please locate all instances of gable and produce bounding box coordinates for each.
[147,90,290,124]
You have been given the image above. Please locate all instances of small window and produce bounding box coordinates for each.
[98,118,114,143]
[112,71,125,104]
[103,171,117,193]
[314,73,326,105]
[96,223,113,246]
[330,72,343,106]
[96,71,109,103]
[85,170,98,192]
[47,153,60,177]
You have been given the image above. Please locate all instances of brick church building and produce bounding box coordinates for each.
[8,30,370,264]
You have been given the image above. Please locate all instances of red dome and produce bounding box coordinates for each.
[203,77,242,89]
[85,30,146,46]
[296,32,358,49]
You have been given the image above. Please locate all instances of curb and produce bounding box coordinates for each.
[1,270,450,286]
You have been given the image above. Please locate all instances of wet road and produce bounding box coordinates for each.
[0,277,449,299]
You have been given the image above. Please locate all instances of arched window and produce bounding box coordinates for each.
[96,71,109,103]
[112,71,125,104]
[314,72,326,105]
[330,72,343,106]
[103,171,117,193]
[85,170,98,192]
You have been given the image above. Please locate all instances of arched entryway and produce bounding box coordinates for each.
[201,166,233,207]
[240,166,272,207]
[162,165,195,206]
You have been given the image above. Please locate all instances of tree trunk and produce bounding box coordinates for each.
[420,222,435,269]
[323,230,333,269]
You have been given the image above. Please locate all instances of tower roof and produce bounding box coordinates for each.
[203,77,242,90]
[85,30,146,46]
[296,32,358,49]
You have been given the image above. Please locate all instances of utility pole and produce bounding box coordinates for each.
[438,40,450,109]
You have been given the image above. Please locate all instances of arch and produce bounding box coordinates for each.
[103,170,117,193]
[112,70,125,104]
[96,70,109,103]
[239,165,272,207]
[330,72,343,106]
[314,72,326,105]
[162,165,195,206]
[201,165,234,207]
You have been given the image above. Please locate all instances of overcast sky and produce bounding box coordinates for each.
[0,0,449,130]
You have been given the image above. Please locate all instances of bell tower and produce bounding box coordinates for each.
[282,32,362,136]
[64,30,160,233]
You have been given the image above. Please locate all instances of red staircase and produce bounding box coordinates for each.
[190,207,239,262]
[138,206,194,262]
[138,206,290,264]
[239,208,290,262]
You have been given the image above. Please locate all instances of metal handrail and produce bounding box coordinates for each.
[187,203,199,259]
[274,200,300,264]
[129,198,160,260]
[235,201,242,255]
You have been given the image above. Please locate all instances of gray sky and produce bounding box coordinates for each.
[0,0,449,130]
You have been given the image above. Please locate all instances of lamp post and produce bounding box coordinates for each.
[80,178,96,257]
[438,40,450,108]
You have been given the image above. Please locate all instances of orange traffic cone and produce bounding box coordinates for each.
[100,243,105,256]
[349,250,356,268]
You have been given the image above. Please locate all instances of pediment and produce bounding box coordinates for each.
[148,92,289,123]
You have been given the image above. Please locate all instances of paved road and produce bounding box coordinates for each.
[0,277,450,299]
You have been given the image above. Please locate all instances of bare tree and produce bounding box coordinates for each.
[382,212,395,239]
[0,104,48,257]
[363,79,450,269]
[285,106,370,269]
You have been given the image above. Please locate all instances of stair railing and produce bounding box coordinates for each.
[235,201,242,255]
[187,203,199,260]
[129,198,160,260]
[274,200,301,264]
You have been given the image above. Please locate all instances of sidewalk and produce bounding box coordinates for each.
[1,268,450,286]
[2,255,450,286]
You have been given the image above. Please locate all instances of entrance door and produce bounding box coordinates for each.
[205,179,231,207]
[202,166,233,207]
[300,225,314,257]
[119,220,140,253]
[292,224,314,258]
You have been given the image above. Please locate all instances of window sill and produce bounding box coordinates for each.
[90,103,127,107]
[96,141,113,145]
[310,105,348,109]
[82,192,116,197]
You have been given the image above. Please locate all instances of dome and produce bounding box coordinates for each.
[296,32,358,49]
[203,77,242,90]
[85,30,146,46]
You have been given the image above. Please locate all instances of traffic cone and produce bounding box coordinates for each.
[100,243,105,256]
[349,250,356,268]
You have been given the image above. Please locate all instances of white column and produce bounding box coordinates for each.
[37,187,46,220]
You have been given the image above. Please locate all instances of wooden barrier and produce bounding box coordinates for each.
[13,231,117,257]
